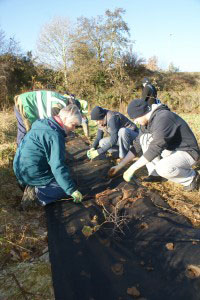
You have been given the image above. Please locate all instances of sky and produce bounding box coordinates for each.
[0,0,200,72]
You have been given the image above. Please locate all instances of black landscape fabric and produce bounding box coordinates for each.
[45,137,200,300]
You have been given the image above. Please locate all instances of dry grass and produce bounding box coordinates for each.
[0,110,53,299]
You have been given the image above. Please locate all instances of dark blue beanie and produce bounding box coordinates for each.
[127,99,150,119]
[91,106,106,120]
[142,77,150,84]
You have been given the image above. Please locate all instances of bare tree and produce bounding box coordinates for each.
[0,28,6,55]
[76,8,131,67]
[36,17,75,85]
[0,27,20,55]
[146,56,159,71]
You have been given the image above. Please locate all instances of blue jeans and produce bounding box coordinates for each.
[99,127,138,158]
[14,106,27,146]
[35,180,68,206]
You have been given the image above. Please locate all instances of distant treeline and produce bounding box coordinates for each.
[0,8,200,112]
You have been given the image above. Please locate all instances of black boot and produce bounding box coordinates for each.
[143,175,165,182]
[184,172,200,191]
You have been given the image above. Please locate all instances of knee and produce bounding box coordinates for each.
[118,127,126,138]
[156,161,177,178]
[99,139,105,147]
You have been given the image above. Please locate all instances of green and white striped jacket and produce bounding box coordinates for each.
[14,90,69,131]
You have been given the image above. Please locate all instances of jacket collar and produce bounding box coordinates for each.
[48,118,67,137]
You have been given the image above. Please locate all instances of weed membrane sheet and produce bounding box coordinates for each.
[46,138,200,300]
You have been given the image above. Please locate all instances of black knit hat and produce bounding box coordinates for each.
[91,106,106,120]
[127,99,151,119]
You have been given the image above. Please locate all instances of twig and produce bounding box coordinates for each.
[2,238,32,252]
[10,273,47,299]
[10,273,29,300]
[101,200,130,236]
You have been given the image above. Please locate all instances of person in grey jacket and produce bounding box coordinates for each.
[109,99,200,191]
[87,106,139,160]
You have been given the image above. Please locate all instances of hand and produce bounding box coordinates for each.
[108,166,119,177]
[71,190,83,203]
[87,148,99,160]
[123,167,135,182]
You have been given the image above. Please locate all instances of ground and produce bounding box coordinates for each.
[0,109,199,299]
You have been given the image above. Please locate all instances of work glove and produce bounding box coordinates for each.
[87,148,99,160]
[87,148,94,159]
[71,190,83,203]
[123,165,136,182]
[108,166,120,178]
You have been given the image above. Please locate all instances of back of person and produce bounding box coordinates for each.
[13,117,66,187]
[14,90,70,145]
[15,90,68,128]
[148,105,199,160]
[106,110,137,133]
[141,78,158,105]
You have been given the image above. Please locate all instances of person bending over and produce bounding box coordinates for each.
[14,90,89,146]
[141,78,160,105]
[13,105,83,208]
[87,106,139,160]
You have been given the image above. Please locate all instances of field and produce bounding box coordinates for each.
[0,109,200,299]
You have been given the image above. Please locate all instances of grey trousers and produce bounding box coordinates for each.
[99,128,138,159]
[140,133,196,187]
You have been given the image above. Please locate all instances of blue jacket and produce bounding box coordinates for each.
[92,110,138,155]
[13,118,76,196]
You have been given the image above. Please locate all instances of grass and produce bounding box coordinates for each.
[179,113,200,141]
[0,110,53,299]
[0,108,200,298]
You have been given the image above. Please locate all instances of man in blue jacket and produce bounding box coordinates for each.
[13,104,83,208]
[109,99,200,191]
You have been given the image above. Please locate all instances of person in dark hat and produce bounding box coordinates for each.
[108,99,200,191]
[141,78,159,105]
[87,106,139,160]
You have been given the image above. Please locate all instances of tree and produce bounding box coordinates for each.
[168,62,180,73]
[146,56,159,71]
[36,16,75,86]
[0,27,21,56]
[65,8,133,103]
[0,28,6,55]
[76,8,131,67]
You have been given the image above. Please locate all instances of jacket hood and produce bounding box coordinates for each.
[148,104,170,124]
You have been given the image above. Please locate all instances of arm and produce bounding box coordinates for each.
[123,155,149,181]
[141,85,151,101]
[97,115,120,155]
[108,150,136,177]
[92,129,104,149]
[46,133,77,196]
[117,150,136,169]
[143,113,176,162]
